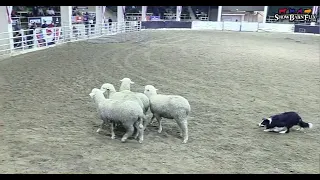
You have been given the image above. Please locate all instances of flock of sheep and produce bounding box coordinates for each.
[89,78,191,144]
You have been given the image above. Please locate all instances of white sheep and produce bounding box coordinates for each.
[89,88,145,143]
[101,83,144,112]
[144,85,191,144]
[119,78,134,91]
[119,78,150,115]
[101,83,146,135]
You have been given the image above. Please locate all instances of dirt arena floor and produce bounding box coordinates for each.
[0,30,319,174]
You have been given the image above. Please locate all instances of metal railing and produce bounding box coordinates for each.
[0,21,142,60]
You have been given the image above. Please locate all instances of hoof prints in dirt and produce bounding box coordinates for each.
[0,30,319,173]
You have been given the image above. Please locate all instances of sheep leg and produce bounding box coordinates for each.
[97,121,106,133]
[176,118,188,144]
[132,121,139,139]
[121,125,134,143]
[110,122,116,139]
[154,114,162,133]
[138,126,144,143]
[133,121,144,143]
[150,114,156,125]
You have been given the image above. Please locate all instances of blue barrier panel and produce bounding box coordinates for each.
[294,25,320,34]
[141,21,192,29]
[141,21,165,29]
[164,21,192,28]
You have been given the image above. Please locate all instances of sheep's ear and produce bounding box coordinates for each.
[100,89,106,93]
[130,81,134,84]
[89,92,94,97]
[155,88,158,91]
[120,79,124,82]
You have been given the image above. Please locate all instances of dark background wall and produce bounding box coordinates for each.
[141,21,192,29]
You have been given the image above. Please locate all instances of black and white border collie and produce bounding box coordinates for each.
[259,111,313,134]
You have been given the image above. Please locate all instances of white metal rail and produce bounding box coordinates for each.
[0,21,142,60]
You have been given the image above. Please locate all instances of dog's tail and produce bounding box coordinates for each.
[298,119,313,128]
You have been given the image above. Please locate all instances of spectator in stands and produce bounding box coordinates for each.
[83,12,89,35]
[107,17,112,30]
[195,9,200,19]
[11,10,17,17]
[73,26,81,39]
[38,7,44,16]
[31,22,37,29]
[13,32,22,48]
[83,12,89,24]
[41,21,48,28]
[50,8,55,16]
[48,23,55,28]
[26,23,36,48]
[46,8,55,16]
[32,6,38,16]
[27,12,33,17]
[108,17,112,25]
[12,25,20,32]
[89,16,94,33]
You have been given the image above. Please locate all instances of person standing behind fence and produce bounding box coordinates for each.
[46,8,55,16]
[26,23,36,48]
[38,7,44,16]
[13,32,22,48]
[108,17,112,31]
[83,12,89,35]
[108,17,112,26]
[32,6,38,16]
[88,15,94,34]
[41,21,48,28]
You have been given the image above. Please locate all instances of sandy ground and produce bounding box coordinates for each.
[0,30,319,174]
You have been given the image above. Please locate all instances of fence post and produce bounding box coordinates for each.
[88,24,90,38]
[53,27,57,44]
[44,28,48,47]
[222,21,224,31]
[21,30,25,51]
[33,29,38,49]
[101,23,103,35]
[70,26,73,42]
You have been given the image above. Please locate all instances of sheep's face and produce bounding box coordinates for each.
[259,117,271,127]
[89,88,100,98]
[144,85,158,97]
[101,83,115,93]
[120,78,134,84]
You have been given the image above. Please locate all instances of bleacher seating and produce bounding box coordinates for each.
[191,6,209,20]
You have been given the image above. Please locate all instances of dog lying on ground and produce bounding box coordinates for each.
[259,111,313,134]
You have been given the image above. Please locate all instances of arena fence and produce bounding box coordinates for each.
[1,20,318,60]
[192,21,296,33]
[192,21,319,34]
[294,24,320,34]
[0,21,142,60]
[140,20,317,35]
